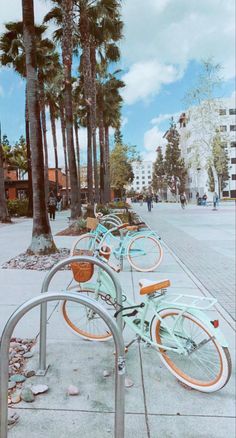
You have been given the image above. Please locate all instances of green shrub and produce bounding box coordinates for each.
[109,201,130,209]
[74,218,87,231]
[7,199,29,216]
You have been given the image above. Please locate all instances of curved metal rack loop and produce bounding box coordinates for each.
[39,256,123,375]
[0,292,125,438]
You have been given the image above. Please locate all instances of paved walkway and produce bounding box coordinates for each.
[0,209,235,437]
[133,202,236,321]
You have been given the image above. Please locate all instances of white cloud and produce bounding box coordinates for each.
[121,0,235,104]
[142,126,167,162]
[121,61,182,105]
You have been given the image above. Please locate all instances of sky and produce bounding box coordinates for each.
[0,0,235,166]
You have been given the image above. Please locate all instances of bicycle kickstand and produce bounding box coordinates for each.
[125,335,141,353]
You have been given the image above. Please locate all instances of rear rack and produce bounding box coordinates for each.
[161,294,217,310]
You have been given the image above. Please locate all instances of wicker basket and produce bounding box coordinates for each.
[71,249,94,283]
[99,245,111,260]
[86,217,98,230]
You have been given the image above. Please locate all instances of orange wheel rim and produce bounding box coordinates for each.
[155,312,223,387]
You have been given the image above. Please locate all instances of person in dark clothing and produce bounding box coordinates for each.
[48,192,57,220]
[146,193,153,212]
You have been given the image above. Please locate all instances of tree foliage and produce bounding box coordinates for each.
[164,119,187,194]
[110,143,135,193]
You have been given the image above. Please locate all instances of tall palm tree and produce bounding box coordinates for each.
[0,124,11,222]
[22,0,56,254]
[44,0,81,218]
[0,22,59,214]
[44,84,60,194]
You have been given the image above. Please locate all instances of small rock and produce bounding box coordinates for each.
[103,370,111,378]
[31,384,49,395]
[125,377,134,388]
[10,374,26,383]
[25,370,35,378]
[10,393,21,404]
[8,381,16,390]
[23,351,33,359]
[67,385,79,396]
[13,363,20,370]
[21,387,35,402]
[8,411,19,425]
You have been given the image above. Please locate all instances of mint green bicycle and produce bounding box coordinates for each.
[61,264,231,393]
[71,222,163,272]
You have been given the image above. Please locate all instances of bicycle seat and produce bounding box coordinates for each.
[125,225,139,232]
[139,279,170,295]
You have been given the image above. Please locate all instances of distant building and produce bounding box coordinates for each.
[178,95,236,199]
[129,161,153,192]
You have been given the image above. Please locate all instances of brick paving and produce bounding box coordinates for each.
[133,202,235,320]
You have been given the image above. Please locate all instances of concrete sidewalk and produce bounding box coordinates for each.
[0,209,235,437]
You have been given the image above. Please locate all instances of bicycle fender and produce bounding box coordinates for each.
[156,305,228,347]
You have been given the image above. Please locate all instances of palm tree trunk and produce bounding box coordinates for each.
[22,0,56,254]
[38,78,49,204]
[59,100,69,206]
[0,135,11,222]
[80,6,94,204]
[87,113,93,203]
[90,44,99,203]
[74,120,82,215]
[98,109,105,204]
[62,0,80,219]
[49,104,59,195]
[25,85,33,216]
[104,125,110,202]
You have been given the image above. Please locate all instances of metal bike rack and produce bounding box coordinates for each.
[0,292,125,438]
[39,256,123,375]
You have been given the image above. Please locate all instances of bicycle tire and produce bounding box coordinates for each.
[151,308,231,392]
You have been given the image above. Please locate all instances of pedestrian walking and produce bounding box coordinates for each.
[56,193,62,212]
[213,192,219,210]
[48,191,57,220]
[202,193,207,206]
[146,193,153,212]
[180,192,187,209]
[196,192,199,205]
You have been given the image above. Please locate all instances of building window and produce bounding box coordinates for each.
[230,125,236,131]
[221,142,227,148]
[136,176,139,180]
[231,158,236,164]
[220,125,227,132]
[231,142,236,148]
[187,147,192,153]
[229,108,236,115]
[232,175,236,180]
[219,109,226,115]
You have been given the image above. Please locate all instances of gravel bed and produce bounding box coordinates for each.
[1,248,70,271]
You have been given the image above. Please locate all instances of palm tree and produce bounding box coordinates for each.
[97,72,124,202]
[22,0,56,254]
[0,21,59,215]
[0,124,11,222]
[44,84,60,194]
[44,0,81,218]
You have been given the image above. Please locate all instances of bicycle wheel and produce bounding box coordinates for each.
[127,235,163,271]
[71,233,98,255]
[151,308,231,392]
[61,288,116,341]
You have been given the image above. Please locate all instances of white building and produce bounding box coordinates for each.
[178,94,236,199]
[130,161,153,193]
